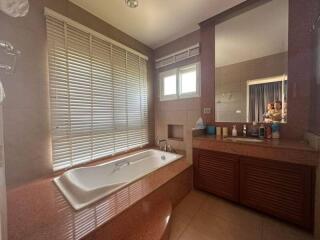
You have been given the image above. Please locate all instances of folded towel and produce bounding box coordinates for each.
[0,0,29,17]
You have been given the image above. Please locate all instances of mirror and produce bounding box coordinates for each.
[215,0,288,123]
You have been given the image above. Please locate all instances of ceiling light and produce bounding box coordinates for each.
[125,0,138,8]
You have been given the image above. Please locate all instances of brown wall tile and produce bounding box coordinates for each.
[310,2,320,136]
[200,25,215,125]
[154,31,202,163]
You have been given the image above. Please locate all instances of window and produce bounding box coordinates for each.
[159,63,200,101]
[163,74,177,96]
[46,10,151,171]
[180,65,197,95]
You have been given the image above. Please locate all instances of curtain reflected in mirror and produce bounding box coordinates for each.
[248,76,288,123]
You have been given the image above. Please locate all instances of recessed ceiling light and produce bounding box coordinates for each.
[125,0,139,8]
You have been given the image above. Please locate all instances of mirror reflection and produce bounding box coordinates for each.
[215,0,288,123]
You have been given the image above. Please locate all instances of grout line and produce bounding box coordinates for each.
[261,218,265,240]
[175,216,192,240]
[176,191,209,240]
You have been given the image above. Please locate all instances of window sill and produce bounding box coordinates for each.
[159,95,200,102]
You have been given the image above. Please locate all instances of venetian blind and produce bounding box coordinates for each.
[46,11,150,171]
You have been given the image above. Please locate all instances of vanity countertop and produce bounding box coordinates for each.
[7,148,191,240]
[193,135,319,166]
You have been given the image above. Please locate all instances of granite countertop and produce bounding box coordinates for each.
[7,149,191,240]
[194,135,317,152]
[193,135,319,166]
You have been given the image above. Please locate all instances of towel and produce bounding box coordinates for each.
[0,0,29,17]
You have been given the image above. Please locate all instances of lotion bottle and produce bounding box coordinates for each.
[232,125,238,137]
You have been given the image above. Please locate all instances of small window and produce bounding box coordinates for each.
[163,74,177,96]
[179,65,198,96]
[159,63,200,101]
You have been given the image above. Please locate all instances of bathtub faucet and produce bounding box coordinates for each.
[158,139,176,153]
[158,139,168,152]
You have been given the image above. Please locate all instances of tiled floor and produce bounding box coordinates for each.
[170,190,314,240]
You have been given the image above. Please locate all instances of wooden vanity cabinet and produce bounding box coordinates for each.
[193,149,239,202]
[239,157,315,230]
[193,148,315,230]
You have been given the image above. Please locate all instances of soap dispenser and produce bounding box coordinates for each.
[232,125,238,137]
[259,124,265,139]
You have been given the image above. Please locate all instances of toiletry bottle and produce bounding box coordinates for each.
[223,127,228,138]
[243,124,247,137]
[216,127,221,136]
[266,125,272,139]
[272,123,280,139]
[232,125,238,137]
[251,122,259,137]
[259,124,265,139]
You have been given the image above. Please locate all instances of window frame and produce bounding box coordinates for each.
[159,62,201,101]
[159,68,178,101]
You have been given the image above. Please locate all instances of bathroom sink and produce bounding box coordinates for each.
[224,137,264,143]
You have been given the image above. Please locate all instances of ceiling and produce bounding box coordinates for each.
[69,0,246,49]
[215,0,289,67]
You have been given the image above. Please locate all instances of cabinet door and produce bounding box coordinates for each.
[193,149,239,202]
[240,157,314,230]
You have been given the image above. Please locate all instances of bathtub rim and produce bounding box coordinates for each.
[53,149,184,210]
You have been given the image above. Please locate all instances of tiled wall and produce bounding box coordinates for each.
[285,0,319,139]
[305,133,320,239]
[154,31,201,163]
[310,12,320,136]
[0,0,154,187]
[155,98,201,162]
[316,157,320,240]
[0,106,7,240]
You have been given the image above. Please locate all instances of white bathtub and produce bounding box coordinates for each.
[54,149,183,210]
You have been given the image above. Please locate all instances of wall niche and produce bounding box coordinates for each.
[168,125,184,141]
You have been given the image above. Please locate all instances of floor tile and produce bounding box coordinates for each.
[188,208,262,240]
[178,226,212,240]
[201,194,263,237]
[169,214,191,240]
[262,217,314,240]
[173,190,208,220]
[171,190,315,240]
